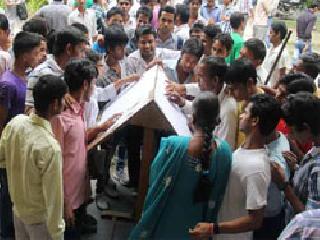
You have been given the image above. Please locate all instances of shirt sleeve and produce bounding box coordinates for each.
[244,172,270,210]
[41,147,65,240]
[26,74,39,107]
[0,82,14,110]
[185,83,200,97]
[50,116,65,155]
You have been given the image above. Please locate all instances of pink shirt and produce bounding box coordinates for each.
[51,102,89,215]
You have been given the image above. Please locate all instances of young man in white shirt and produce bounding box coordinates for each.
[262,21,291,88]
[190,94,281,239]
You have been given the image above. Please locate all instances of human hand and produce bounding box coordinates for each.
[166,91,185,107]
[270,162,286,188]
[97,34,104,47]
[145,58,163,70]
[100,113,122,131]
[189,223,213,239]
[165,81,186,97]
[64,205,75,227]
[208,18,215,25]
[282,151,297,172]
[124,74,140,83]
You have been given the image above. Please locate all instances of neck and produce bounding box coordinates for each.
[55,55,68,70]
[272,40,281,48]
[78,6,85,13]
[233,28,242,34]
[34,110,50,121]
[242,131,265,149]
[70,90,83,103]
[106,55,118,67]
[13,60,27,80]
[158,32,171,42]
[124,14,130,22]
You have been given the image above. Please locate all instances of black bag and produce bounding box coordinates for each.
[88,148,107,180]
[16,3,28,21]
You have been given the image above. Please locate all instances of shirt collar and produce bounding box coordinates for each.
[30,113,54,135]
[68,101,85,116]
[48,57,64,75]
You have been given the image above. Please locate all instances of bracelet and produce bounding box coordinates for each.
[214,222,220,234]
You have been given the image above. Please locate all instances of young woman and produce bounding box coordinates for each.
[130,91,232,239]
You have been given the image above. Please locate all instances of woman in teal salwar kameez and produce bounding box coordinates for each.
[130,92,232,239]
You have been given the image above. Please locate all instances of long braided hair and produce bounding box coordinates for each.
[192,92,220,204]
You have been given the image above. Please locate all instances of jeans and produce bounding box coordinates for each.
[0,169,14,238]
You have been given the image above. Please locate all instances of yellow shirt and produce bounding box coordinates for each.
[0,114,65,240]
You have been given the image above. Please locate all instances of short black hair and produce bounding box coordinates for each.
[175,4,189,24]
[225,58,257,85]
[64,59,98,92]
[271,21,287,40]
[136,24,156,40]
[13,31,42,58]
[46,30,56,54]
[204,25,222,40]
[86,49,103,64]
[23,16,49,38]
[136,6,153,22]
[159,5,175,19]
[230,12,244,30]
[187,0,203,5]
[244,38,266,62]
[190,20,205,35]
[300,53,320,79]
[216,33,233,53]
[71,22,89,35]
[33,75,67,114]
[182,38,204,59]
[107,7,124,20]
[53,26,87,57]
[278,73,315,94]
[202,56,227,82]
[282,92,320,136]
[104,24,128,50]
[0,14,9,31]
[249,94,281,136]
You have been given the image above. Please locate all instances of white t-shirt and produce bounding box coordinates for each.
[215,148,271,240]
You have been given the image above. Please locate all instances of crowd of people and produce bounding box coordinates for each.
[0,0,320,239]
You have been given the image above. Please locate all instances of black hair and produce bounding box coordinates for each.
[136,6,153,22]
[0,14,9,31]
[308,0,319,8]
[192,91,219,203]
[159,5,175,19]
[215,33,233,53]
[107,7,124,20]
[46,30,56,54]
[244,38,266,62]
[86,49,103,64]
[202,56,227,82]
[71,23,89,35]
[182,37,204,59]
[190,21,205,35]
[64,59,98,92]
[117,0,134,5]
[225,58,257,85]
[230,12,244,30]
[104,24,128,51]
[33,75,67,114]
[13,31,42,58]
[53,26,87,57]
[278,73,315,94]
[282,92,320,136]
[187,0,203,5]
[175,4,189,24]
[23,16,49,38]
[300,53,320,79]
[271,21,287,40]
[204,25,222,40]
[249,94,281,136]
[136,24,157,40]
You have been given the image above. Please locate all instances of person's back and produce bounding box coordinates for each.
[36,0,72,31]
[130,92,232,239]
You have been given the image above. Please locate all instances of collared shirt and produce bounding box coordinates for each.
[0,114,65,240]
[51,102,89,217]
[26,57,64,107]
[174,24,190,42]
[296,9,317,40]
[220,4,239,33]
[200,5,221,22]
[225,32,244,64]
[36,0,72,31]
[278,209,320,239]
[68,8,97,42]
[127,48,181,75]
[163,59,194,84]
[293,146,320,209]
[262,44,291,88]
[156,34,177,50]
[0,70,26,124]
